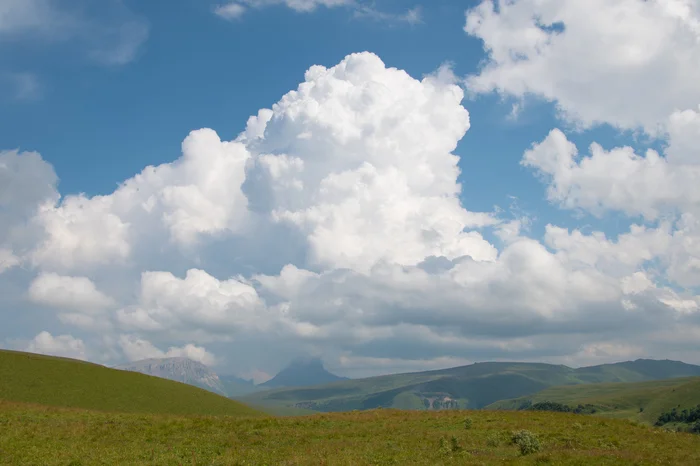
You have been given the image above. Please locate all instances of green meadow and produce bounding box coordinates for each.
[2,350,700,465]
[3,401,700,465]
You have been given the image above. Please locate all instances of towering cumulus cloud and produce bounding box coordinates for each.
[2,46,699,374]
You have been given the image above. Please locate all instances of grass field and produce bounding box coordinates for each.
[3,401,700,465]
[0,350,260,417]
[486,377,700,424]
[2,350,700,464]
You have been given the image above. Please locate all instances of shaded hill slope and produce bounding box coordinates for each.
[486,376,700,424]
[240,359,700,413]
[0,349,260,417]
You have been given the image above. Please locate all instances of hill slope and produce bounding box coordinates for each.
[259,357,348,389]
[486,376,700,424]
[240,359,700,413]
[115,357,227,395]
[0,350,260,417]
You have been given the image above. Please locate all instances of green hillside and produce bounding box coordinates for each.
[240,359,700,413]
[485,376,700,424]
[2,401,700,465]
[0,349,261,417]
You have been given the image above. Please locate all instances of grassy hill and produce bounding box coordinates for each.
[2,401,699,464]
[0,349,261,417]
[240,359,700,413]
[485,376,700,424]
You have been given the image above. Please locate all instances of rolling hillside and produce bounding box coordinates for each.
[240,359,700,413]
[0,349,261,417]
[486,376,700,424]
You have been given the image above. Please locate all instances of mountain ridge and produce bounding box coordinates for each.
[260,357,348,389]
[115,357,227,396]
[240,358,700,413]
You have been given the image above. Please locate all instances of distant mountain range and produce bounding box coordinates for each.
[239,359,700,413]
[113,356,346,398]
[219,374,259,397]
[260,357,348,389]
[115,357,227,396]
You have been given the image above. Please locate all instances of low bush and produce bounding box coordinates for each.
[511,429,541,455]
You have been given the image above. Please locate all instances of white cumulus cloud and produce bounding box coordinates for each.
[117,335,218,366]
[26,331,87,361]
[465,0,700,133]
[28,273,115,312]
[3,50,700,375]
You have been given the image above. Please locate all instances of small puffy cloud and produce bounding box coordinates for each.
[544,224,672,276]
[214,3,247,19]
[522,126,700,289]
[523,128,700,220]
[117,335,218,366]
[28,273,115,312]
[464,0,700,133]
[116,269,267,338]
[26,331,87,361]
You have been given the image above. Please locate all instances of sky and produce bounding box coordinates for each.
[1,0,699,383]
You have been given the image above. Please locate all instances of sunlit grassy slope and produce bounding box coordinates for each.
[0,349,260,417]
[1,401,699,465]
[486,376,700,424]
[240,359,700,413]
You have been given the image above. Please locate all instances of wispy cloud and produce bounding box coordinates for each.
[0,0,149,66]
[1,72,41,101]
[355,5,423,25]
[214,0,422,24]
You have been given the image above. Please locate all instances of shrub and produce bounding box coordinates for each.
[463,417,473,430]
[438,437,451,455]
[690,421,700,434]
[529,401,570,413]
[438,436,462,455]
[485,433,500,447]
[511,430,541,456]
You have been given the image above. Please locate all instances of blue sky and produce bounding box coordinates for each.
[1,0,656,239]
[3,1,582,220]
[1,0,699,380]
